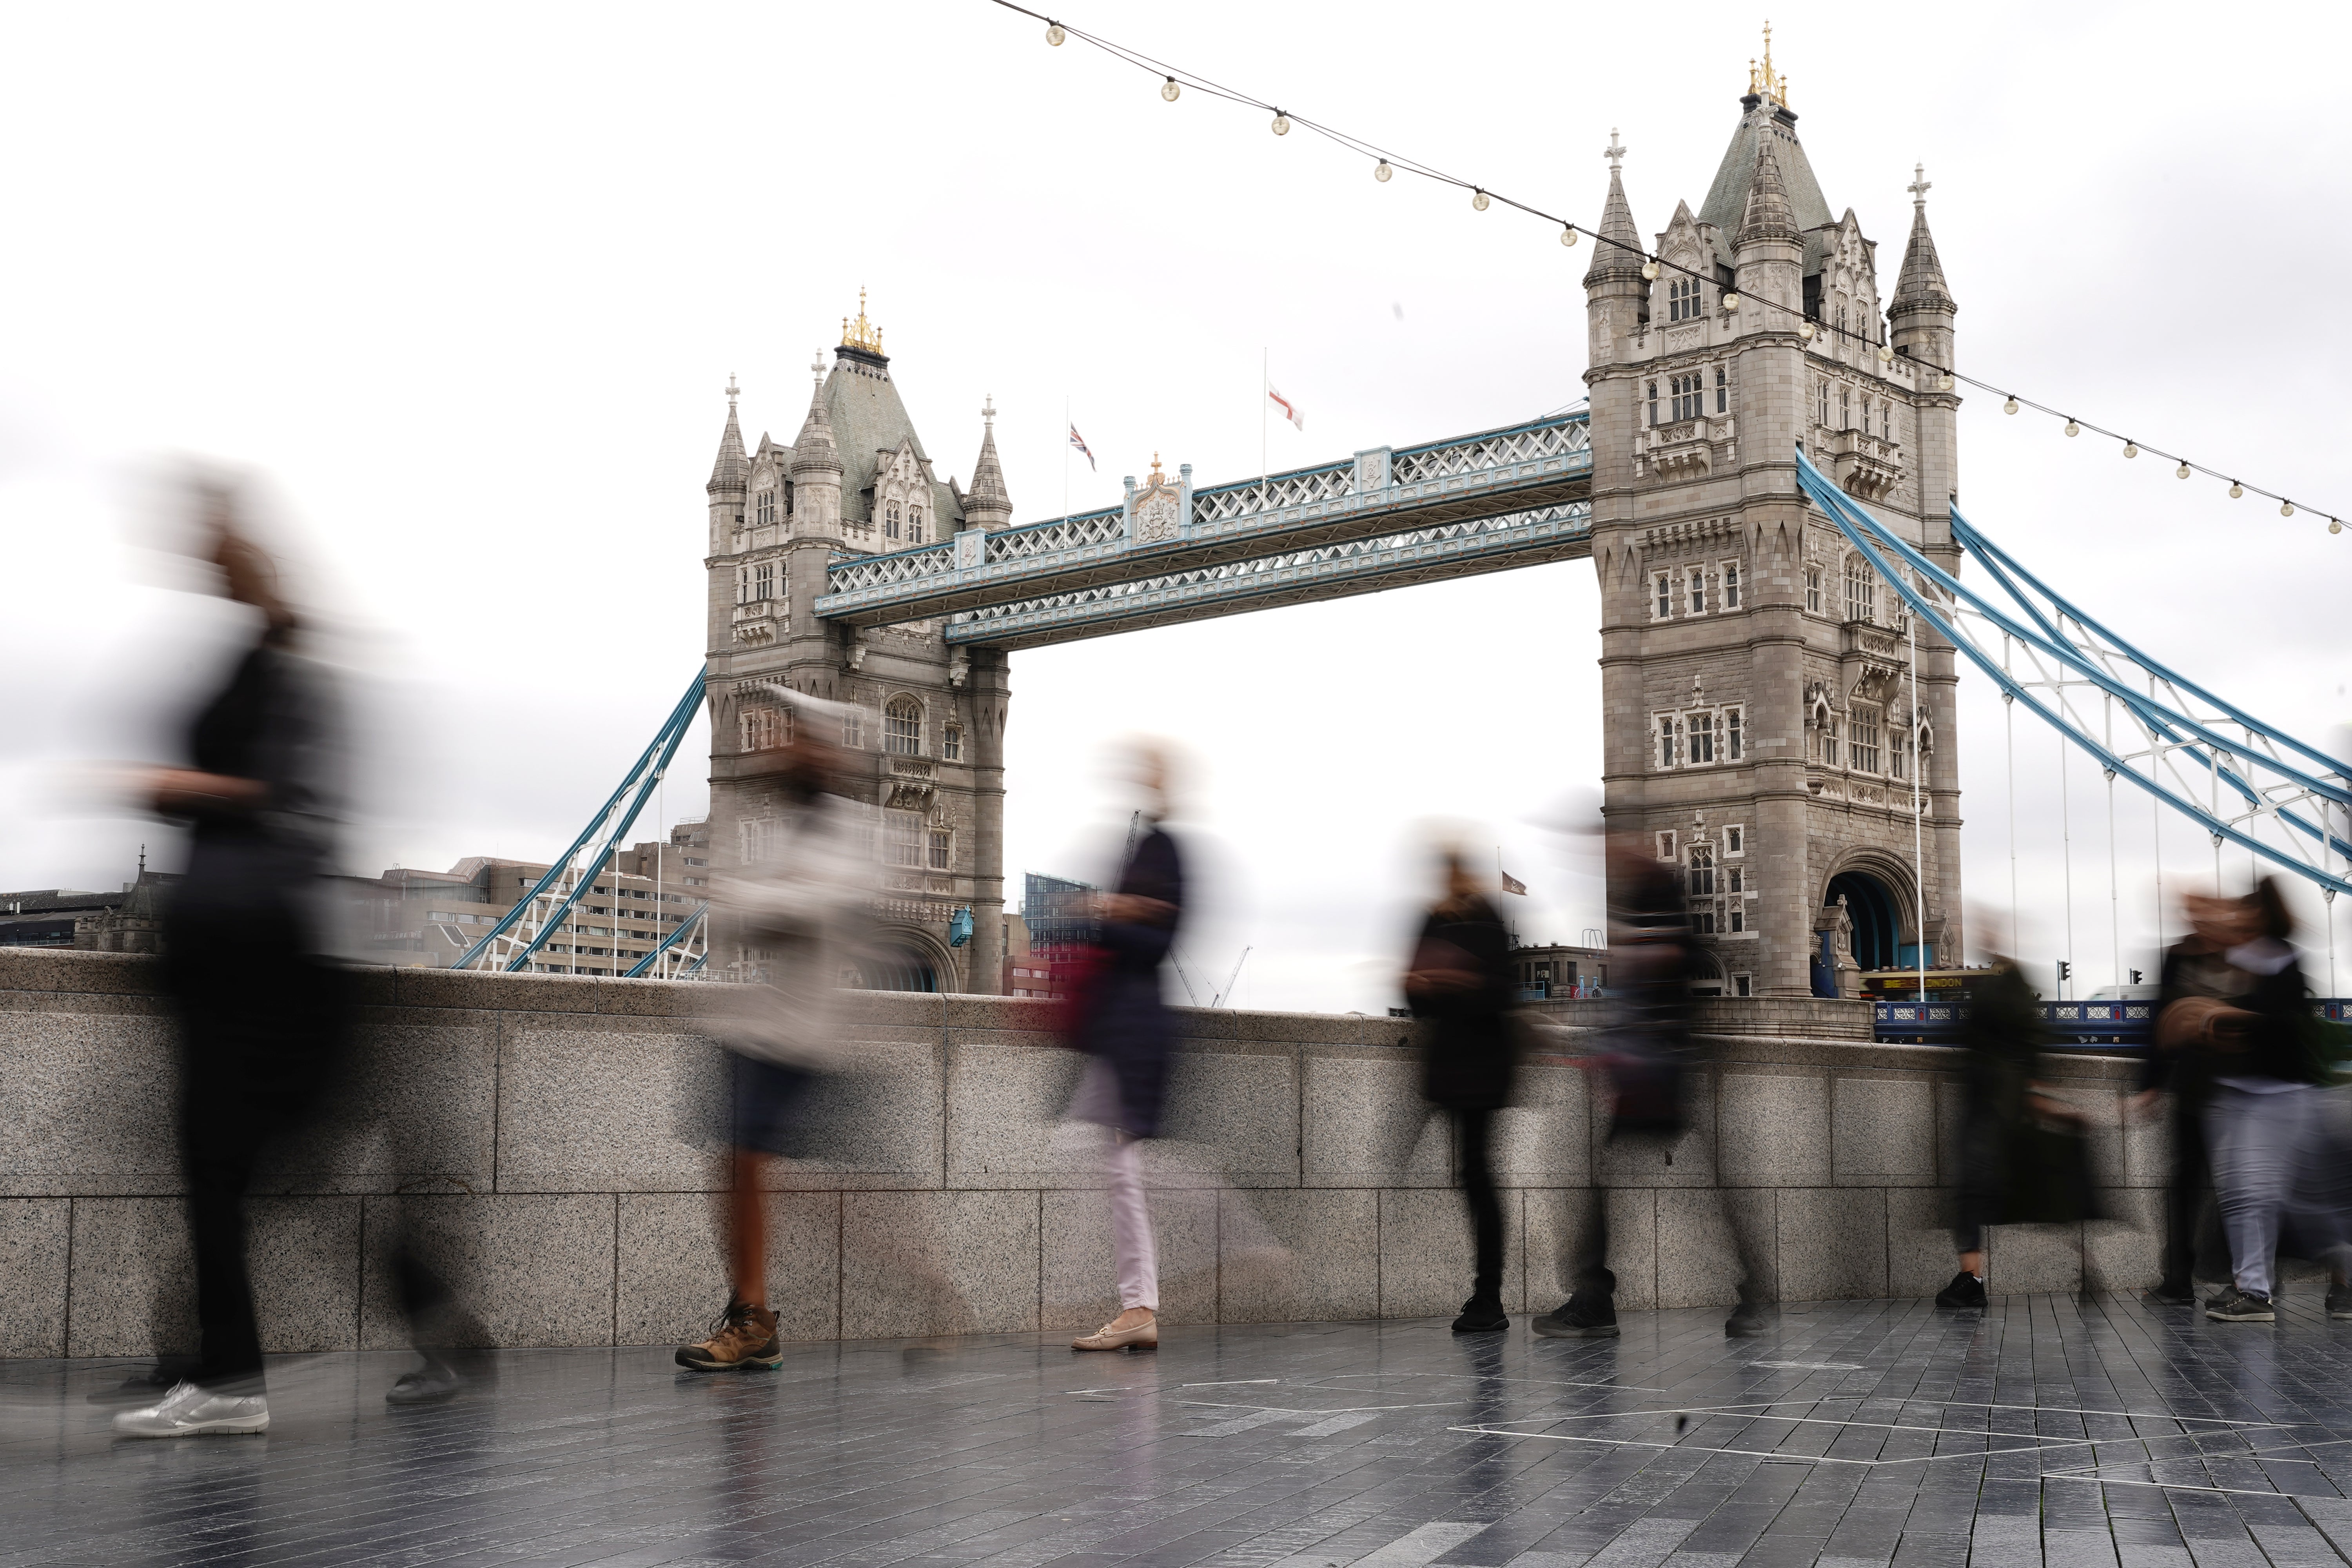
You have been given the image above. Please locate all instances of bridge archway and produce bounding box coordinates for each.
[1824,865,1908,973]
[854,929,951,993]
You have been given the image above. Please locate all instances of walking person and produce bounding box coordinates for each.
[1403,845,1518,1333]
[2172,882,2346,1323]
[1934,954,2085,1310]
[1534,835,1771,1339]
[676,690,867,1371]
[114,488,353,1438]
[1065,742,1186,1353]
[2132,895,2243,1305]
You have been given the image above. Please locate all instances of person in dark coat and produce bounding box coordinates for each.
[2132,895,2242,1304]
[1405,847,1518,1333]
[1066,743,1185,1352]
[1935,955,2064,1310]
[114,491,354,1438]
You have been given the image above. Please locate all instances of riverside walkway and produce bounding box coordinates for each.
[9,1294,2352,1568]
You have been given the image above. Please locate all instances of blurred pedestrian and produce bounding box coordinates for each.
[2167,882,2347,1323]
[1534,835,1770,1339]
[675,690,866,1371]
[114,487,352,1439]
[1065,742,1185,1353]
[2132,893,2243,1305]
[1403,844,1518,1333]
[1934,954,2091,1310]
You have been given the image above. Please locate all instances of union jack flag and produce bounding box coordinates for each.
[1069,424,1096,472]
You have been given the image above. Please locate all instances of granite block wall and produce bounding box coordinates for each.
[0,949,2156,1356]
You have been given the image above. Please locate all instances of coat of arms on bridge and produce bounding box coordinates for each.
[1124,454,1191,547]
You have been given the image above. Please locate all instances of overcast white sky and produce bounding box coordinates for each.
[3,1,2346,1009]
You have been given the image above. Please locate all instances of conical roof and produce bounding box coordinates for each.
[788,376,842,478]
[1735,135,1801,248]
[1697,101,1834,270]
[706,397,748,494]
[1584,163,1647,286]
[967,420,1011,515]
[1891,197,1956,315]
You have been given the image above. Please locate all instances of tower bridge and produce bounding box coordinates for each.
[458,62,2342,1008]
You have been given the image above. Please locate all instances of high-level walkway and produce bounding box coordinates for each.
[11,1296,2352,1567]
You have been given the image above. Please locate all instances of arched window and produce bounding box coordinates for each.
[942,724,963,762]
[908,507,923,543]
[885,501,901,541]
[1843,557,1877,623]
[884,696,923,756]
[739,705,790,753]
[756,490,776,526]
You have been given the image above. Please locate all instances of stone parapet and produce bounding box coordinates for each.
[0,950,2156,1358]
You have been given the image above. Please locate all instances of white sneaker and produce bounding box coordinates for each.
[112,1380,269,1438]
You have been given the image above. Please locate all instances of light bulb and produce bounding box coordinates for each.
[2176,463,2191,479]
[2332,520,2343,535]
[2282,501,2296,517]
[2122,441,2138,458]
[1374,159,1392,182]
[2003,398,2019,415]
[1798,320,1815,340]
[2229,482,2244,498]
[1877,345,1895,364]
[1936,373,1953,391]
[1559,225,1577,246]
[1722,292,1740,312]
[2063,419,2080,437]
[1641,259,1661,280]
[1160,77,1180,102]
[1270,111,1290,136]
[1045,21,1064,44]
[1471,189,1490,211]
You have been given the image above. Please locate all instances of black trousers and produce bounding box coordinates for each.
[167,912,350,1392]
[2161,1102,2217,1290]
[1453,1108,1505,1301]
[1571,1131,1769,1306]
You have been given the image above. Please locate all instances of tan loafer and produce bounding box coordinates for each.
[1071,1315,1158,1352]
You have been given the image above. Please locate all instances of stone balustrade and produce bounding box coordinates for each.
[0,950,2160,1358]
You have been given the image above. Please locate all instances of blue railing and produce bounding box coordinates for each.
[1873,999,2352,1049]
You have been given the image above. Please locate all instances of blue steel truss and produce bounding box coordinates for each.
[624,902,709,979]
[1798,451,2352,897]
[451,670,708,973]
[944,502,1592,648]
[815,412,1591,629]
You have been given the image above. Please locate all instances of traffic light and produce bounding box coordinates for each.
[2056,960,2072,994]
[2130,968,2144,985]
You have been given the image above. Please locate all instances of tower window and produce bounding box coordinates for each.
[1726,825,1744,855]
[1722,561,1740,610]
[1670,372,1704,423]
[1688,710,1715,764]
[927,828,952,870]
[943,723,963,762]
[1657,715,1677,769]
[1805,566,1823,613]
[1850,706,1883,774]
[1817,380,1830,427]
[1839,385,1852,430]
[885,501,901,541]
[1844,559,1877,623]
[1715,366,1728,414]
[756,490,776,526]
[885,810,924,868]
[1880,402,1892,441]
[842,709,864,749]
[753,562,775,602]
[1646,381,1659,427]
[1655,830,1678,860]
[884,696,923,756]
[1726,706,1744,761]
[1654,572,1673,619]
[1667,275,1704,322]
[1820,713,1841,768]
[739,705,789,753]
[1688,844,1716,896]
[908,507,924,543]
[1688,568,1708,615]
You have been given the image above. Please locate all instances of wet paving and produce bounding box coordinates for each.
[8,1292,2352,1567]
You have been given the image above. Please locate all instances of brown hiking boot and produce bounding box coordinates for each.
[675,1298,782,1371]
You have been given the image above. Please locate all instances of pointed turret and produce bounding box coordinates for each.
[1890,167,1955,320]
[1584,131,1648,288]
[1735,136,1800,249]
[788,353,843,536]
[963,396,1013,532]
[705,376,749,550]
[1733,135,1804,321]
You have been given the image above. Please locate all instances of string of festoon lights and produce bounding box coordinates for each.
[996,0,2345,535]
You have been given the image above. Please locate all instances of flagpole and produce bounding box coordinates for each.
[1063,395,1070,523]
[1260,347,1268,507]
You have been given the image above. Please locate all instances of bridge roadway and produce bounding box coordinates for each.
[813,412,1592,650]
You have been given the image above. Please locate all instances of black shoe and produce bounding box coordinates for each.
[1724,1298,1774,1338]
[1531,1294,1619,1339]
[2205,1285,2276,1323]
[2147,1280,2197,1306]
[1933,1271,1987,1310]
[1450,1296,1509,1334]
[386,1358,465,1405]
[2328,1283,2352,1320]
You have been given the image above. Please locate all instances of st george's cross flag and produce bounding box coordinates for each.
[1267,385,1304,432]
[1069,424,1096,471]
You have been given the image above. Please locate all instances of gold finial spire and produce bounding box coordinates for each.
[840,286,884,354]
[1149,451,1165,485]
[1748,21,1788,105]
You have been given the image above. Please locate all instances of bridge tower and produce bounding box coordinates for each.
[701,298,1009,993]
[1584,51,1964,996]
